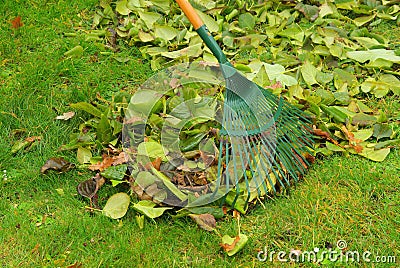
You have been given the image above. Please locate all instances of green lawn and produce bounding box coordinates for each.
[1,1,399,267]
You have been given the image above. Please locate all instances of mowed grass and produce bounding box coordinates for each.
[0,1,399,267]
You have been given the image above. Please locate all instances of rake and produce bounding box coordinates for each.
[175,0,315,208]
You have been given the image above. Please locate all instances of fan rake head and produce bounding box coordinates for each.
[213,65,314,208]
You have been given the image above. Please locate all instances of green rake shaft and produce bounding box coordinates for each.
[176,0,314,208]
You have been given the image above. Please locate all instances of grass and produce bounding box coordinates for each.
[0,0,399,267]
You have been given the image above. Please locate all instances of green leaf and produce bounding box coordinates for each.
[353,14,376,26]
[195,9,219,33]
[180,133,207,152]
[320,104,349,123]
[319,3,334,18]
[187,206,225,219]
[278,24,304,42]
[301,62,318,86]
[151,167,187,201]
[352,113,377,126]
[136,171,158,188]
[358,147,390,162]
[11,140,31,154]
[347,49,400,63]
[132,200,172,218]
[238,13,255,29]
[263,63,298,87]
[102,193,130,219]
[161,43,202,59]
[361,75,400,97]
[154,25,179,41]
[77,147,92,164]
[136,215,145,229]
[138,31,154,42]
[137,141,168,161]
[295,3,319,21]
[70,102,102,118]
[221,234,248,256]
[138,11,161,28]
[97,113,113,143]
[373,139,400,150]
[100,164,128,180]
[353,128,374,141]
[326,142,345,152]
[373,124,393,140]
[127,90,161,116]
[64,45,83,58]
[115,0,131,15]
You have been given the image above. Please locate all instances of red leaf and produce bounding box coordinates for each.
[10,16,23,29]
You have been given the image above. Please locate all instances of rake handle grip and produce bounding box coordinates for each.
[176,0,204,30]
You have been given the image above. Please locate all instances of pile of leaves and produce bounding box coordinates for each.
[42,0,400,255]
[84,0,400,160]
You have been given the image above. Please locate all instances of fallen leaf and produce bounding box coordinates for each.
[77,174,105,199]
[55,111,75,120]
[221,236,240,252]
[88,152,127,171]
[189,213,216,232]
[25,136,41,142]
[64,46,84,58]
[358,147,390,162]
[11,136,41,154]
[313,127,339,145]
[132,200,172,218]
[10,16,23,29]
[220,234,248,256]
[102,192,130,219]
[31,243,40,254]
[40,157,75,174]
[373,123,393,141]
[66,262,83,268]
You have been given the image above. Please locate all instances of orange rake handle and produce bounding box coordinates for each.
[176,0,204,30]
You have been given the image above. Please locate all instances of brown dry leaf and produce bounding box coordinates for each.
[192,172,207,185]
[312,127,339,145]
[293,150,308,169]
[67,262,83,268]
[222,206,228,215]
[25,136,41,142]
[199,150,215,167]
[232,210,241,219]
[304,153,316,164]
[77,177,98,199]
[55,111,75,120]
[10,16,23,29]
[77,174,105,208]
[40,157,75,174]
[88,152,127,171]
[152,157,162,170]
[31,243,40,255]
[265,81,282,90]
[169,77,181,89]
[341,126,362,144]
[220,236,240,252]
[189,213,216,232]
[350,144,364,153]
